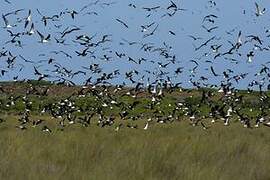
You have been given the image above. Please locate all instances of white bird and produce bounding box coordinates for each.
[24,10,31,28]
[42,126,52,133]
[190,115,195,120]
[218,88,224,93]
[37,30,50,43]
[143,122,149,130]
[255,2,266,16]
[115,124,123,132]
[237,31,242,45]
[247,51,254,63]
[259,117,265,123]
[224,118,229,126]
[2,14,14,28]
[68,120,75,124]
[151,86,157,94]
[158,88,163,96]
[226,106,233,117]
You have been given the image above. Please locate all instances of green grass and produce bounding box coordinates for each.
[0,117,270,180]
[1,81,270,179]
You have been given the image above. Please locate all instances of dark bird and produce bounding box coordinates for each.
[116,18,129,28]
[210,66,219,76]
[4,0,11,4]
[167,1,177,10]
[66,10,78,19]
[169,30,176,35]
[36,30,50,43]
[141,22,155,32]
[75,47,89,56]
[143,24,159,38]
[32,119,44,127]
[142,6,160,11]
[33,67,49,81]
[201,122,208,130]
[188,35,202,41]
[19,55,34,63]
[61,27,80,38]
[24,10,31,29]
[202,25,218,33]
[195,36,216,51]
[202,14,218,23]
[128,3,136,8]
[2,14,15,28]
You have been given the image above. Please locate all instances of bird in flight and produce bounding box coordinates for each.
[24,10,31,29]
[4,0,11,4]
[202,25,218,33]
[116,18,129,28]
[255,2,266,16]
[2,14,15,28]
[36,30,50,43]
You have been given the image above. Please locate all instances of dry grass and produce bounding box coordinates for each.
[0,116,270,180]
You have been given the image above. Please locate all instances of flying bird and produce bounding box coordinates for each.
[24,10,31,29]
[255,2,266,16]
[116,18,129,28]
[36,30,50,43]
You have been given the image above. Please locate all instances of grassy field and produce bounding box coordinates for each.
[0,116,270,180]
[1,81,270,180]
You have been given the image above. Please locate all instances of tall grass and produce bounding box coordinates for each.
[0,118,269,180]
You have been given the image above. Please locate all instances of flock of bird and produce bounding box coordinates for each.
[1,0,270,132]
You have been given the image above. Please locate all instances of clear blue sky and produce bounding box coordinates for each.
[0,0,270,89]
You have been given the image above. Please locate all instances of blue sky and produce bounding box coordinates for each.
[0,0,270,89]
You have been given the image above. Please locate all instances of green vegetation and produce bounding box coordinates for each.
[0,81,270,180]
[0,117,270,180]
[0,81,269,118]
